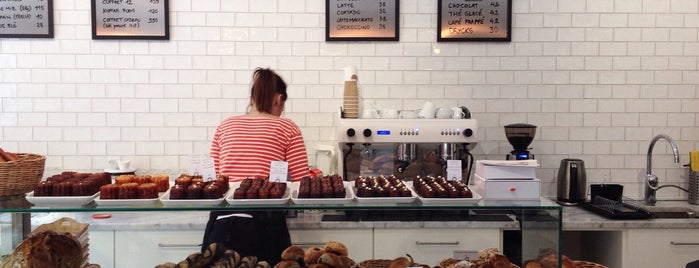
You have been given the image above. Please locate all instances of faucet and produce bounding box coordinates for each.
[644,134,681,206]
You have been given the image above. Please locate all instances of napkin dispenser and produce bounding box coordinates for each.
[473,160,541,200]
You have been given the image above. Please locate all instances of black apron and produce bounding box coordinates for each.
[201,210,291,266]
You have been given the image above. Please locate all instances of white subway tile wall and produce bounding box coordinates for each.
[1,0,698,199]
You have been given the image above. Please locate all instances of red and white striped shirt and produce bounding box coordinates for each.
[210,116,310,182]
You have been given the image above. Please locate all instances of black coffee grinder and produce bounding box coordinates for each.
[505,123,536,160]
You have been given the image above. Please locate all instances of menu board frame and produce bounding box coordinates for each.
[0,0,54,38]
[90,0,169,40]
[325,0,399,42]
[437,0,512,42]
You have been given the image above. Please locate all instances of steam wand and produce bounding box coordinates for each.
[342,143,354,181]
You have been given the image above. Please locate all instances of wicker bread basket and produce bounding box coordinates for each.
[0,153,46,196]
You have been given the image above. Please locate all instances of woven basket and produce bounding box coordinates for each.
[0,153,46,196]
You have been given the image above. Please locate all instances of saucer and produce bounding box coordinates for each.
[104,168,137,174]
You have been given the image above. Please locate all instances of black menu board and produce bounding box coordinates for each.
[91,0,169,40]
[326,0,399,41]
[438,0,511,42]
[0,0,53,38]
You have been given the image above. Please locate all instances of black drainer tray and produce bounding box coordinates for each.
[581,201,652,220]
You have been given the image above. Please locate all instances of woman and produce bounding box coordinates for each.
[202,68,310,265]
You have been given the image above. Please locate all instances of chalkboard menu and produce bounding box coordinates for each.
[438,0,511,42]
[326,0,399,41]
[91,0,169,40]
[0,0,53,38]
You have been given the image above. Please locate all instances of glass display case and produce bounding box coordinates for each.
[0,194,561,267]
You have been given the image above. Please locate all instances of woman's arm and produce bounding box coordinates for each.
[286,129,310,181]
[210,129,222,174]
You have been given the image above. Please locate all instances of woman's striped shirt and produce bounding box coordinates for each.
[210,116,310,182]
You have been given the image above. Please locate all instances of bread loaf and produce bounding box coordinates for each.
[0,148,19,162]
[11,230,84,268]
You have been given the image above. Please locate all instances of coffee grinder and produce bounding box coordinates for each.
[505,123,536,160]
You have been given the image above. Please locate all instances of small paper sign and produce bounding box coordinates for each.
[446,160,462,181]
[269,161,289,182]
[189,155,216,182]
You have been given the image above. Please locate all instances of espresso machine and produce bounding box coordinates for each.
[337,118,478,183]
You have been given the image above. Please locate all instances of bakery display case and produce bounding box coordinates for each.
[0,194,562,268]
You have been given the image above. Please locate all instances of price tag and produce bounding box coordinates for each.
[189,155,216,182]
[269,161,289,182]
[446,160,462,181]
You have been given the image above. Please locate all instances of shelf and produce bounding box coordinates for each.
[0,195,561,213]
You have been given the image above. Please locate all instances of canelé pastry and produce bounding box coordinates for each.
[115,175,134,185]
[52,181,73,196]
[232,188,246,199]
[34,181,54,196]
[169,184,187,199]
[152,174,170,192]
[100,184,119,199]
[186,184,203,199]
[138,183,158,199]
[118,183,139,199]
[215,174,230,191]
[175,175,192,188]
[71,181,95,196]
[202,183,221,199]
[133,175,152,185]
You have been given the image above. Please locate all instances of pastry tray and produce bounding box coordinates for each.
[417,191,483,205]
[94,192,165,206]
[225,182,291,205]
[160,189,229,207]
[25,192,100,207]
[290,181,355,205]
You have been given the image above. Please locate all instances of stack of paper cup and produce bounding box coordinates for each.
[343,66,359,118]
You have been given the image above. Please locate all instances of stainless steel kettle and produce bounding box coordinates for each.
[557,158,587,205]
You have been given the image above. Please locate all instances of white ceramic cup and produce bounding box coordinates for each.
[108,160,119,170]
[417,101,436,119]
[117,160,131,171]
[362,109,379,119]
[399,110,419,119]
[381,108,399,119]
[451,107,465,119]
[435,107,452,119]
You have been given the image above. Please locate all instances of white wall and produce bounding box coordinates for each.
[1,0,698,199]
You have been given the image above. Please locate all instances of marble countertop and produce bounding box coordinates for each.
[563,200,699,230]
[25,200,699,231]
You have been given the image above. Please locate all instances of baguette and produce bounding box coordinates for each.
[0,148,18,162]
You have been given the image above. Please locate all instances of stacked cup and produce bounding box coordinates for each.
[342,67,359,118]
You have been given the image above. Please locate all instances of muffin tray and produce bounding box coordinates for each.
[25,191,100,207]
[290,181,355,205]
[160,189,229,207]
[225,182,291,205]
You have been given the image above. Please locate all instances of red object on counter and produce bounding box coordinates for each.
[92,213,111,219]
[309,168,323,179]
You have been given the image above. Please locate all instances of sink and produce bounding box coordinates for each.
[643,206,699,219]
[652,211,698,219]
